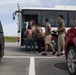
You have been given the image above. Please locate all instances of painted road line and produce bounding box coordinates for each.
[4,56,65,59]
[29,57,35,75]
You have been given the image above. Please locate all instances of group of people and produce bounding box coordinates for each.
[42,15,66,56]
[25,15,67,56]
[25,21,42,53]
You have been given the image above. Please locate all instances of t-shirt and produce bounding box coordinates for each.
[36,26,42,38]
[45,23,51,36]
[58,20,66,35]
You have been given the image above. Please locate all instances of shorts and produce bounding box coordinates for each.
[45,35,51,44]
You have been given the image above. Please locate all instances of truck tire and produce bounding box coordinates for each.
[67,46,76,75]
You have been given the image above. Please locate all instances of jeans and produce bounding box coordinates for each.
[32,38,36,51]
[36,38,42,53]
[25,38,32,51]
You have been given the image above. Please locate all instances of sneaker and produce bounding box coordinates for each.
[60,53,65,56]
[52,51,56,55]
[41,53,47,56]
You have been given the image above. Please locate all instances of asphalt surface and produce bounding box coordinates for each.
[0,42,70,75]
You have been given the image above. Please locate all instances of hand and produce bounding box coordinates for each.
[53,30,58,33]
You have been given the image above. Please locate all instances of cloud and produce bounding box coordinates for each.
[0,0,41,6]
[52,0,63,2]
[0,0,76,36]
[0,0,42,36]
[0,0,18,5]
[0,0,42,15]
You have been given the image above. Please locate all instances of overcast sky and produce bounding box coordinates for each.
[0,0,76,36]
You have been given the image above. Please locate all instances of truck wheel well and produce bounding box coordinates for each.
[67,43,75,58]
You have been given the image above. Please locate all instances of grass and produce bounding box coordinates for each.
[4,36,17,42]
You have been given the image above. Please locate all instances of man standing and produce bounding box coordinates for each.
[36,24,42,53]
[54,15,66,56]
[42,18,56,56]
[74,19,76,26]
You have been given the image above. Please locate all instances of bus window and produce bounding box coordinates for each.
[55,11,67,27]
[42,11,54,27]
[68,12,76,27]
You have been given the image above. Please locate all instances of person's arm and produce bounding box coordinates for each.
[56,25,65,32]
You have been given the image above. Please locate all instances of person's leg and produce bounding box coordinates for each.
[57,35,62,55]
[48,35,56,55]
[45,35,49,53]
[33,38,36,52]
[42,36,48,55]
[25,40,27,51]
[36,38,39,52]
[39,38,42,53]
[49,43,56,54]
[32,38,36,52]
[37,38,42,53]
[48,35,55,52]
[60,34,65,54]
[49,44,55,52]
[45,44,48,53]
[29,39,33,52]
[25,39,29,52]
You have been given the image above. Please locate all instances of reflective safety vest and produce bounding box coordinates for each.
[38,28,42,34]
[32,27,36,32]
[27,29,33,37]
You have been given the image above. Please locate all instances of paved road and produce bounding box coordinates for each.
[0,42,70,75]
